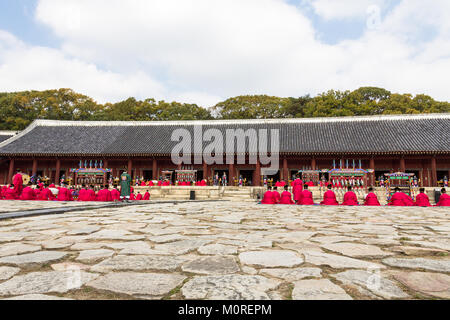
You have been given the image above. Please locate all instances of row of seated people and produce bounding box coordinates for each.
[136,180,208,187]
[261,185,450,206]
[0,184,151,202]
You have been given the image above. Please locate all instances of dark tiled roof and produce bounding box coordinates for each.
[0,132,16,144]
[0,115,448,156]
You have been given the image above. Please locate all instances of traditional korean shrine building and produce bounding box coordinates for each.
[0,114,449,187]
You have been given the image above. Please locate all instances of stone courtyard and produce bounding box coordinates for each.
[0,200,448,300]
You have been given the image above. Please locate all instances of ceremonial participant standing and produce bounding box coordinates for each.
[364,187,381,206]
[120,170,132,201]
[292,176,303,204]
[342,186,359,206]
[321,184,339,206]
[414,188,431,207]
[13,169,24,198]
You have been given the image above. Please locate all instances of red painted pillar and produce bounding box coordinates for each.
[8,159,14,184]
[128,159,133,176]
[203,162,208,181]
[311,157,316,170]
[229,163,235,186]
[400,158,406,173]
[431,157,437,187]
[32,159,38,177]
[152,159,158,180]
[55,159,61,185]
[370,157,375,186]
[283,158,288,181]
[255,159,261,186]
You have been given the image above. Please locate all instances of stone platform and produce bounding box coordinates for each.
[0,201,448,300]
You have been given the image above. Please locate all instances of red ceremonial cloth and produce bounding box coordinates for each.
[342,191,359,206]
[414,193,431,207]
[279,191,294,205]
[261,191,276,204]
[436,193,450,206]
[321,190,339,206]
[364,193,381,206]
[299,190,314,205]
[143,192,150,200]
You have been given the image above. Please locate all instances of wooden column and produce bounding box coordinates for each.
[254,159,261,186]
[128,159,133,176]
[55,159,61,185]
[229,163,235,186]
[400,157,406,173]
[8,159,14,184]
[369,157,375,186]
[32,159,38,177]
[431,156,437,187]
[311,157,316,170]
[203,162,208,181]
[283,158,288,181]
[152,159,158,180]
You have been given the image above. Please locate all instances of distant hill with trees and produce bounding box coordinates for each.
[0,87,448,130]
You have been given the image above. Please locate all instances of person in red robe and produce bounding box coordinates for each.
[158,180,163,186]
[95,186,110,202]
[5,185,17,200]
[140,181,146,187]
[87,187,96,201]
[147,181,154,187]
[12,169,24,198]
[0,185,7,200]
[306,181,314,187]
[279,186,295,205]
[136,192,143,201]
[57,187,70,201]
[321,184,339,206]
[78,186,88,201]
[19,185,35,201]
[364,187,381,206]
[436,188,450,206]
[143,191,150,200]
[414,188,431,207]
[271,188,281,204]
[389,188,413,206]
[342,186,359,206]
[130,193,136,200]
[261,186,276,204]
[37,185,55,201]
[292,177,303,204]
[299,185,315,205]
[111,188,121,201]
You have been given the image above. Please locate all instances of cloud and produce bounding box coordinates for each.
[0,30,165,104]
[1,0,449,107]
[308,0,388,21]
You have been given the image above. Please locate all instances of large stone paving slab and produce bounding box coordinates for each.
[239,251,304,268]
[321,243,394,258]
[0,267,21,281]
[0,271,99,296]
[382,257,450,273]
[181,275,280,300]
[304,251,386,269]
[331,270,409,299]
[0,243,41,257]
[393,272,450,299]
[292,279,352,300]
[181,256,240,275]
[0,251,68,266]
[90,255,191,272]
[87,272,186,297]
